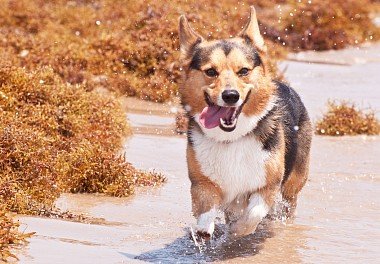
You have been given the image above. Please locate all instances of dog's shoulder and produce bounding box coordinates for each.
[274,81,310,124]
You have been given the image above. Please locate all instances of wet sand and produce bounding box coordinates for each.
[17,45,380,263]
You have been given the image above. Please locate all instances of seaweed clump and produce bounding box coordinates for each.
[0,0,285,103]
[1,0,378,102]
[0,65,164,214]
[175,111,189,134]
[0,65,164,260]
[316,101,380,136]
[0,206,34,262]
[280,0,380,51]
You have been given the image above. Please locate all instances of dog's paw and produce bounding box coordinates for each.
[194,209,216,240]
[229,220,256,238]
[195,230,212,240]
[229,223,245,238]
[189,226,212,245]
[194,221,214,240]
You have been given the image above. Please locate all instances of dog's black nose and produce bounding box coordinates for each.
[222,90,240,104]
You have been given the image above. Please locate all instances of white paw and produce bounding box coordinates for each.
[195,221,214,238]
[229,219,256,238]
[229,194,269,237]
[195,208,216,239]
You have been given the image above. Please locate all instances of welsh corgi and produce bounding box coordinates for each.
[178,6,312,239]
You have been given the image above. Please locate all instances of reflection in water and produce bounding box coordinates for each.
[134,222,273,263]
[132,219,307,263]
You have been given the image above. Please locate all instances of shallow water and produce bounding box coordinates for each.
[127,113,178,136]
[17,45,380,263]
[281,43,380,120]
[18,134,380,263]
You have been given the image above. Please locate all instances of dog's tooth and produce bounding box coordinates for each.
[224,122,233,128]
[219,117,237,128]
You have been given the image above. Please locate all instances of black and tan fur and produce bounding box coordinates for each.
[179,6,312,239]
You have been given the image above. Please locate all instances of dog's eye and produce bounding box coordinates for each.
[204,68,218,77]
[237,68,250,76]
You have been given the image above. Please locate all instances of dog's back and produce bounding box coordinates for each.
[257,81,312,212]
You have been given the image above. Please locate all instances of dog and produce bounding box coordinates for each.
[178,6,312,239]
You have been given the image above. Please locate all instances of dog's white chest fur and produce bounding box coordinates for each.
[191,130,269,203]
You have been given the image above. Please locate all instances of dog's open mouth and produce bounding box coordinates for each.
[199,93,248,132]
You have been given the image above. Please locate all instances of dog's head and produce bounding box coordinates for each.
[179,6,275,135]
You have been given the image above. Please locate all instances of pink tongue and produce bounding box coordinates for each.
[199,106,234,129]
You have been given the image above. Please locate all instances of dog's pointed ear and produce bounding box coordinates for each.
[179,15,203,57]
[238,6,266,52]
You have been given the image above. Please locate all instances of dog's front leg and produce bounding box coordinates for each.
[191,181,222,239]
[230,187,277,237]
[187,145,223,239]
